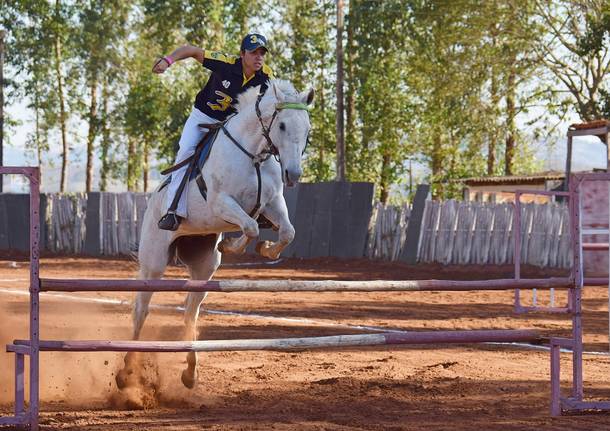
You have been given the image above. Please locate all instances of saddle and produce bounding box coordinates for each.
[159,123,275,230]
[159,123,220,201]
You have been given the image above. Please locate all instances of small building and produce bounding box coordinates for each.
[456,171,565,203]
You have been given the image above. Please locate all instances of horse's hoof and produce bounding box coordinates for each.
[255,241,266,254]
[116,368,132,389]
[181,369,197,389]
[217,241,227,253]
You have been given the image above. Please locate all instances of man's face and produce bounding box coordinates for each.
[241,47,267,72]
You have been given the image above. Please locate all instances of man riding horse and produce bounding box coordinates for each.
[152,33,274,231]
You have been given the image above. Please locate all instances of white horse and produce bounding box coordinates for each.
[116,79,313,390]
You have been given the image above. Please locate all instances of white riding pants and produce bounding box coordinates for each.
[165,107,218,217]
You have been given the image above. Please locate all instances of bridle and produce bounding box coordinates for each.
[254,92,311,159]
[220,92,311,217]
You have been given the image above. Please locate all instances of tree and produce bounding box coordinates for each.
[73,1,129,191]
[335,0,345,181]
[1,0,74,189]
[535,0,610,122]
[272,0,336,181]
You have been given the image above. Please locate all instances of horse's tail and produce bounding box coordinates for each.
[167,234,220,266]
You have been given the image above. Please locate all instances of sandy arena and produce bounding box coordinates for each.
[0,255,609,430]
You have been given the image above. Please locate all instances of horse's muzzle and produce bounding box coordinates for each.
[284,168,302,187]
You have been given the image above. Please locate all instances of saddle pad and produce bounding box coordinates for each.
[158,128,219,191]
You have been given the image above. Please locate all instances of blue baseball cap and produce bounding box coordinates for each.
[241,33,268,52]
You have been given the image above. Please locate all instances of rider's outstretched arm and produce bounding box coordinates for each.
[167,45,204,63]
[152,45,204,73]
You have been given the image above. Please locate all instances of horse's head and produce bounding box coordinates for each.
[258,80,314,187]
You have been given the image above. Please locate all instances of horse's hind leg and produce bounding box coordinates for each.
[177,234,221,389]
[116,205,171,390]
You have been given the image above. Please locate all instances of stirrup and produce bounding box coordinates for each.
[158,212,182,231]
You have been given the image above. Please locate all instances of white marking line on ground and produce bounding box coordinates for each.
[221,259,283,267]
[0,287,606,356]
[0,279,28,282]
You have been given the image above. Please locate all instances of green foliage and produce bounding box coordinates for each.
[2,0,606,197]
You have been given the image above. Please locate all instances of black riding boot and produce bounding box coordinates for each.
[158,212,183,231]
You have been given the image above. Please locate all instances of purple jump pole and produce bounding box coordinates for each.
[39,277,574,293]
[514,191,522,310]
[29,167,41,431]
[569,176,584,401]
[11,329,542,353]
[550,342,561,416]
[0,167,40,431]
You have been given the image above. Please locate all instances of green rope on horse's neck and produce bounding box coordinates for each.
[276,102,311,111]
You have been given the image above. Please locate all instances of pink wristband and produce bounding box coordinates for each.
[163,56,174,66]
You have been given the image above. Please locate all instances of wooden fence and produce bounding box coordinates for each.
[14,182,374,258]
[41,193,150,255]
[366,203,411,261]
[2,190,572,268]
[417,200,571,268]
[44,193,87,254]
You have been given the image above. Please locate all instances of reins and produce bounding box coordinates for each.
[220,92,310,217]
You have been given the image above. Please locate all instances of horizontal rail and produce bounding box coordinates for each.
[515,306,571,314]
[582,243,609,251]
[582,228,609,235]
[550,337,574,349]
[561,397,610,411]
[514,190,570,197]
[574,172,610,182]
[40,277,574,293]
[584,278,609,286]
[0,166,39,176]
[0,413,30,426]
[567,126,609,137]
[13,330,542,352]
[6,344,31,355]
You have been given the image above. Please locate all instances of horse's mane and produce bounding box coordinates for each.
[234,79,298,113]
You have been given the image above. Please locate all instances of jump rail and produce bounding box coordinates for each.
[10,330,543,353]
[2,167,610,430]
[40,277,573,292]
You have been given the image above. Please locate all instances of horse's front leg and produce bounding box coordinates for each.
[255,195,295,260]
[213,193,259,254]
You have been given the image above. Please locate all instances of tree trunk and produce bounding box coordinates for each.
[345,0,357,179]
[127,137,137,191]
[209,0,225,48]
[335,0,346,181]
[431,132,443,199]
[100,78,110,191]
[317,62,326,177]
[85,80,98,192]
[54,0,69,192]
[487,66,499,175]
[143,142,149,192]
[379,153,391,204]
[504,68,516,175]
[34,91,43,188]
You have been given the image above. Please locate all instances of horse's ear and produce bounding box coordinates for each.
[306,88,314,105]
[299,88,315,105]
[271,81,286,102]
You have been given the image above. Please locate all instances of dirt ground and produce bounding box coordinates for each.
[0,255,609,430]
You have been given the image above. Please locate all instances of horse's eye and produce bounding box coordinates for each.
[279,122,286,131]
